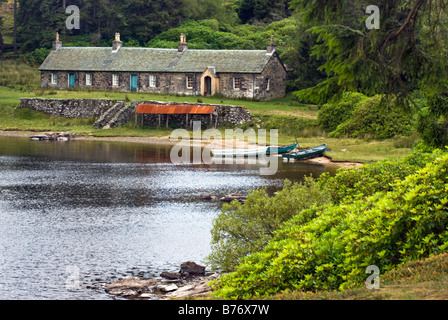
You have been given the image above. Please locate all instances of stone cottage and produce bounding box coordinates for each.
[38,33,288,100]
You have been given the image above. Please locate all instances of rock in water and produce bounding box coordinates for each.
[180,261,206,276]
[199,194,218,201]
[220,193,247,203]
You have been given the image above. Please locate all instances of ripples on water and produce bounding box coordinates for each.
[0,137,335,299]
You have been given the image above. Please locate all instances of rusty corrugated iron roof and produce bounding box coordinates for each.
[135,104,216,114]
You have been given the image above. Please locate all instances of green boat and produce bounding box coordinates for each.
[211,142,298,157]
[266,142,298,155]
[282,144,327,160]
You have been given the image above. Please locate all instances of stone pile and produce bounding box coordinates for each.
[103,261,218,300]
[220,193,247,203]
[30,132,75,141]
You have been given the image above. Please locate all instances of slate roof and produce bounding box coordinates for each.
[39,47,275,74]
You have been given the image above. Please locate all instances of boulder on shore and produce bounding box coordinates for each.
[104,261,216,300]
[160,271,182,280]
[180,261,206,276]
[104,277,157,297]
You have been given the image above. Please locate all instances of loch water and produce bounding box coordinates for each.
[0,136,336,299]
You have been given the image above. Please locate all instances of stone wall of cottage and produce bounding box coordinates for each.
[41,71,202,95]
[257,53,287,100]
[218,73,254,99]
[41,62,286,100]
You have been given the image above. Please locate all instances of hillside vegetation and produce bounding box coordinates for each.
[209,148,448,299]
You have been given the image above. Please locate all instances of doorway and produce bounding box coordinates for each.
[204,76,211,96]
[68,73,75,88]
[130,75,138,91]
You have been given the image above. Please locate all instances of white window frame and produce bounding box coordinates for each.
[266,78,270,91]
[51,73,57,85]
[112,74,119,87]
[86,73,92,86]
[186,76,194,89]
[233,77,241,90]
[149,75,156,88]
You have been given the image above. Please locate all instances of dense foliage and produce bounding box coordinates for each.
[318,93,415,139]
[317,92,367,133]
[417,94,448,148]
[207,178,331,272]
[210,149,448,299]
[328,95,415,139]
[291,0,448,105]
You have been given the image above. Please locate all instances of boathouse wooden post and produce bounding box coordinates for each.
[158,114,161,127]
[186,114,189,128]
[166,114,169,128]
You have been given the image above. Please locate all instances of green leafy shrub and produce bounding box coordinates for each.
[206,178,331,272]
[317,92,367,133]
[19,48,51,66]
[318,149,443,205]
[210,149,448,299]
[329,95,415,139]
[416,94,448,148]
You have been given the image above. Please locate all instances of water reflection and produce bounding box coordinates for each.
[0,136,336,299]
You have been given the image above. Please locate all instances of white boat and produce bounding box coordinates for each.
[211,146,269,157]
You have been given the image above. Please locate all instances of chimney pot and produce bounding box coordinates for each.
[113,32,122,51]
[178,33,188,53]
[52,32,62,51]
[267,35,277,54]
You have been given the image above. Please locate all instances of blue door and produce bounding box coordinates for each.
[68,73,75,88]
[131,75,137,91]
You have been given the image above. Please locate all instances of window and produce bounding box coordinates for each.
[86,73,92,86]
[233,77,241,90]
[149,75,156,88]
[51,73,57,85]
[265,78,270,91]
[112,74,119,87]
[186,76,194,89]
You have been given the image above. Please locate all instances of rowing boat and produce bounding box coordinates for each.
[282,144,327,160]
[211,142,298,157]
[266,142,298,155]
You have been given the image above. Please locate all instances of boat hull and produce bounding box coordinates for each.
[282,144,327,160]
[212,143,298,158]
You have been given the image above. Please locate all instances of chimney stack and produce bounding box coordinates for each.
[266,35,277,54]
[178,33,188,53]
[52,32,62,51]
[113,33,122,51]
